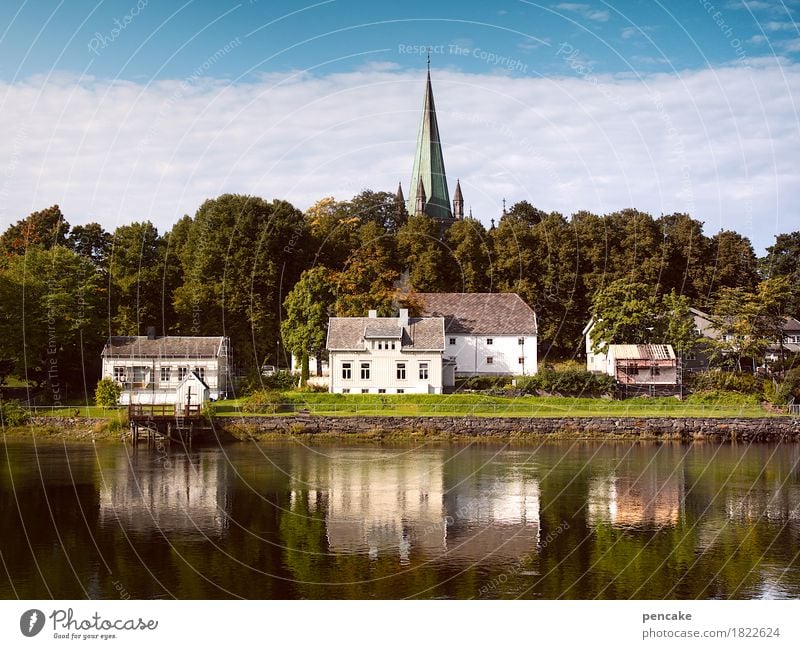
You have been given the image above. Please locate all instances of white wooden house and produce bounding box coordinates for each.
[326,309,451,394]
[417,293,538,377]
[101,331,230,405]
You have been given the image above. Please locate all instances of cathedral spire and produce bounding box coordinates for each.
[415,175,427,215]
[396,181,404,204]
[406,63,452,222]
[453,178,464,220]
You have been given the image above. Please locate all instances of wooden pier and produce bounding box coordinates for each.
[128,403,203,448]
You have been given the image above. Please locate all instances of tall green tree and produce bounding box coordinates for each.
[0,246,105,391]
[173,194,308,371]
[445,217,491,292]
[761,231,800,316]
[396,214,455,292]
[0,205,70,258]
[281,267,336,382]
[589,280,662,353]
[68,223,112,272]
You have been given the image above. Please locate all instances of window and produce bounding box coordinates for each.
[113,366,125,382]
[361,388,369,394]
[449,338,456,345]
[686,351,697,361]
[193,367,205,381]
[518,357,525,364]
[419,362,429,380]
[650,366,661,376]
[486,338,493,345]
[178,367,188,381]
[378,388,386,394]
[621,365,639,376]
[377,341,383,350]
[360,362,371,380]
[342,362,352,380]
[486,357,494,364]
[397,389,404,394]
[396,362,406,380]
[342,388,350,394]
[518,338,525,345]
[160,367,171,382]
[390,341,396,350]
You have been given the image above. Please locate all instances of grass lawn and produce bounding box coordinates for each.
[212,393,774,418]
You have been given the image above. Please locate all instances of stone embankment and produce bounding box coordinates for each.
[216,415,800,442]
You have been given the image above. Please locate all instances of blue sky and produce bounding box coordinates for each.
[1,1,799,252]
[2,1,798,82]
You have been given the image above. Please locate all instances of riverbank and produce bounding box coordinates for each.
[5,413,799,443]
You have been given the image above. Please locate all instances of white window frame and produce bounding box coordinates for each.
[419,362,429,380]
[341,362,352,380]
[113,366,125,382]
[486,357,494,365]
[396,362,406,380]
[360,362,371,380]
[160,367,171,382]
[486,338,493,345]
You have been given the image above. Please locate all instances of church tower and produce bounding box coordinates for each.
[404,58,461,225]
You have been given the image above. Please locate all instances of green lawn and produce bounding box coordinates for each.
[212,393,775,419]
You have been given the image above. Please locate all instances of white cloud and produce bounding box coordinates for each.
[0,61,798,252]
[763,21,799,32]
[554,3,610,23]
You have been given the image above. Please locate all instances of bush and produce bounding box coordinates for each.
[94,378,122,407]
[686,390,761,406]
[242,390,289,414]
[200,401,218,420]
[689,370,761,394]
[455,376,512,391]
[0,400,29,426]
[516,368,616,396]
[260,371,299,391]
[774,368,800,405]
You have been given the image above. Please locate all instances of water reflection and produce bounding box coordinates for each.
[1,440,799,599]
[98,451,231,536]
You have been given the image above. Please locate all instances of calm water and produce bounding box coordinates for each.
[1,438,800,599]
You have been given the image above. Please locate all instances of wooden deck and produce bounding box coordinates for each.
[128,403,203,447]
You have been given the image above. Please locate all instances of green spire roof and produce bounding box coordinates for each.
[406,68,452,221]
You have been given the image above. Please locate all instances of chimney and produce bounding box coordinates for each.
[398,308,409,327]
[147,326,157,340]
[368,310,378,318]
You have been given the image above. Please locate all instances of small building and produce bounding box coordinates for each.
[101,330,230,405]
[416,293,538,377]
[584,319,679,395]
[326,309,450,394]
[767,316,800,363]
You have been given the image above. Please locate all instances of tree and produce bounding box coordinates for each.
[0,246,105,392]
[703,230,759,298]
[280,267,336,382]
[108,221,167,335]
[445,218,491,292]
[0,205,70,258]
[707,278,790,372]
[396,215,454,292]
[761,231,800,316]
[589,280,662,353]
[94,377,122,407]
[333,221,400,317]
[661,290,699,355]
[173,194,308,371]
[68,223,112,271]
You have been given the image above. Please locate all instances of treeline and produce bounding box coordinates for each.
[0,193,798,395]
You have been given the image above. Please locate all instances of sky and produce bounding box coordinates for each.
[1,0,799,252]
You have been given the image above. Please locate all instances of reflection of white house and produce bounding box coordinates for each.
[418,293,538,377]
[444,477,540,561]
[99,454,229,535]
[326,309,451,394]
[294,449,446,559]
[101,330,230,404]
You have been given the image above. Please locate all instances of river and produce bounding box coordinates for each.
[1,439,799,599]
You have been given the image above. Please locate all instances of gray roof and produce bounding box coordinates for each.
[327,317,444,351]
[417,293,537,335]
[102,336,226,359]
